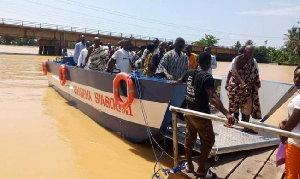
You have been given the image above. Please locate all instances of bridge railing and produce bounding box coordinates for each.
[0,17,183,43]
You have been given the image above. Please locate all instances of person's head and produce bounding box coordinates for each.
[80,35,86,43]
[174,37,185,53]
[86,40,92,49]
[238,46,246,55]
[152,38,160,48]
[123,40,132,51]
[185,45,192,56]
[129,43,134,51]
[204,47,211,54]
[294,66,300,89]
[167,44,175,52]
[159,42,167,53]
[118,39,125,48]
[244,45,254,60]
[93,37,101,47]
[146,43,156,53]
[198,52,212,71]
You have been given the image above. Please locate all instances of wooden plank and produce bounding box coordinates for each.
[228,147,275,179]
[210,150,251,178]
[256,147,285,179]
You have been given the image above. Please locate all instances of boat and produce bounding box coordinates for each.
[43,57,187,142]
[42,57,296,144]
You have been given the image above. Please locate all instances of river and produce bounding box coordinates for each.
[0,54,296,178]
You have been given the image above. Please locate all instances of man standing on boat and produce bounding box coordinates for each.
[186,45,199,69]
[226,45,261,133]
[106,40,133,73]
[155,37,188,80]
[84,37,109,71]
[171,52,236,178]
[77,40,92,68]
[73,35,86,64]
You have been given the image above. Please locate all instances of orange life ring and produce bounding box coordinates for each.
[42,61,47,75]
[59,65,67,86]
[113,72,135,109]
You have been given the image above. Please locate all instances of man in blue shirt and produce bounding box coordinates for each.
[73,35,86,64]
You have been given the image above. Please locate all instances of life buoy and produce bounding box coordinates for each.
[113,72,135,109]
[59,65,67,86]
[42,61,47,75]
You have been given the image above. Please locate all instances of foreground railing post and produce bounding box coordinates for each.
[172,111,179,167]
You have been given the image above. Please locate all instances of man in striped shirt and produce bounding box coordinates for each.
[155,37,188,80]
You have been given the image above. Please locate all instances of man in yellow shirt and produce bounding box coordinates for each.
[186,45,198,69]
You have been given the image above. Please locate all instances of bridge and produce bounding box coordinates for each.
[0,18,237,57]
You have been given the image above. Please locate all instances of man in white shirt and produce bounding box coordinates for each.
[106,40,133,73]
[204,47,217,74]
[77,40,92,68]
[73,35,86,64]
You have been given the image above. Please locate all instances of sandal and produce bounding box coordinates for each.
[195,169,217,179]
[185,162,194,173]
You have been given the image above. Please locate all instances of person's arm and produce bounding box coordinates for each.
[105,58,116,72]
[280,109,300,131]
[105,50,119,72]
[170,71,187,85]
[206,88,236,125]
[211,56,217,69]
[279,109,300,143]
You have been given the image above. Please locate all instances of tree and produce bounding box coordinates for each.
[254,46,269,63]
[232,41,241,49]
[285,26,300,63]
[192,34,219,47]
[245,40,254,46]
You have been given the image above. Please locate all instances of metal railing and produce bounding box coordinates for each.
[0,17,184,43]
[169,106,300,167]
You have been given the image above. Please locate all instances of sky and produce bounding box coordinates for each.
[0,0,299,48]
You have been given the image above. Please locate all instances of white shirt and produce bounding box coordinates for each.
[207,55,217,75]
[77,48,88,66]
[112,49,132,73]
[74,42,86,63]
[287,94,300,147]
[229,58,259,72]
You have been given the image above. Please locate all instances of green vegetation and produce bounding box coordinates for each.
[192,34,219,47]
[0,36,37,46]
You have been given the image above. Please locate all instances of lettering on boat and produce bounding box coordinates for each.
[94,92,133,116]
[74,85,92,101]
[73,85,133,116]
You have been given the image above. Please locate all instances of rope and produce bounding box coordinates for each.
[130,72,168,178]
[130,71,187,177]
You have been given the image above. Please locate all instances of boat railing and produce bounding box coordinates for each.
[169,105,300,167]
